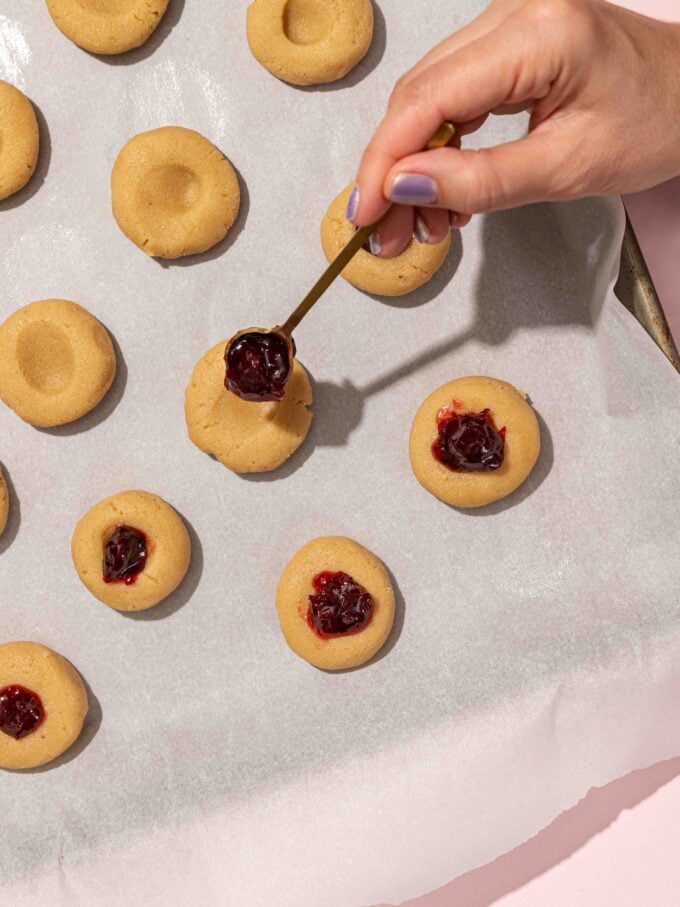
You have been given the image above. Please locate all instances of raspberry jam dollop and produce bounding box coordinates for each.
[0,685,45,739]
[224,330,294,402]
[103,525,148,585]
[432,405,505,471]
[308,571,373,637]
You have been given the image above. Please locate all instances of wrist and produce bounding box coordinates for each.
[621,13,680,186]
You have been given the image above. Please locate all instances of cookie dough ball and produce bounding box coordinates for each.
[276,536,395,670]
[0,81,39,202]
[247,0,373,86]
[321,184,451,296]
[0,642,88,770]
[0,467,8,537]
[72,490,191,612]
[111,126,240,259]
[0,299,116,428]
[185,339,313,473]
[410,376,541,509]
[44,0,169,55]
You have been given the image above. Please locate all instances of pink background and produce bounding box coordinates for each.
[621,0,680,348]
[389,1,680,904]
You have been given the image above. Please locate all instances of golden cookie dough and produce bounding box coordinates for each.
[247,0,374,86]
[44,0,170,55]
[321,184,451,296]
[0,467,8,537]
[0,642,88,771]
[0,299,116,428]
[410,376,541,509]
[0,81,39,202]
[185,339,313,473]
[111,126,240,259]
[72,490,191,612]
[276,536,395,670]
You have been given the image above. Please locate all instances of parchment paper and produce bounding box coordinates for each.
[2,2,680,905]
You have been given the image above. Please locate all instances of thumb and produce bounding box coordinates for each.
[383,133,568,215]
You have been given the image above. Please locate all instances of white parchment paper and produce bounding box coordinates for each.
[2,2,680,905]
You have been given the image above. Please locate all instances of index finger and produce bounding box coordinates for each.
[353,28,539,225]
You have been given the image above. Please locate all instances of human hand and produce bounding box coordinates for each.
[348,0,680,257]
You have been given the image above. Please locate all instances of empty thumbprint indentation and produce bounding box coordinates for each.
[17,322,75,395]
[283,0,333,44]
[138,164,201,213]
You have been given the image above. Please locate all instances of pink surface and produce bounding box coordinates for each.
[396,760,680,906]
[625,180,680,346]
[390,2,680,904]
[621,0,680,347]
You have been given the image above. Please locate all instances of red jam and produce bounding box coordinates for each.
[0,685,45,739]
[103,525,148,584]
[307,571,373,638]
[224,331,294,402]
[432,405,505,471]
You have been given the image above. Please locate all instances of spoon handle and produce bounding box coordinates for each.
[281,210,388,335]
[281,122,456,336]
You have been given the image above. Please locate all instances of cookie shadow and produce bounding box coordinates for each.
[237,438,316,483]
[94,0,186,66]
[156,165,250,269]
[238,368,367,482]
[119,512,203,621]
[0,463,21,554]
[364,229,463,309]
[455,409,554,517]
[37,330,128,437]
[297,1,386,92]
[304,374,365,448]
[0,102,51,211]
[237,400,317,485]
[14,675,102,774]
[321,564,405,675]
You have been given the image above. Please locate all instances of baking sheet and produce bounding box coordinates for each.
[2,2,680,905]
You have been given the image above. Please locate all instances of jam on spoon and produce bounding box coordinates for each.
[307,571,373,638]
[432,405,506,472]
[103,525,148,585]
[224,330,294,402]
[0,684,45,739]
[222,127,455,404]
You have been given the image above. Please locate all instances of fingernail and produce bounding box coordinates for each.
[368,231,382,256]
[414,214,430,244]
[346,185,360,222]
[390,173,438,206]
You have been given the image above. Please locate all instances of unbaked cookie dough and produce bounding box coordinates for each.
[0,299,116,428]
[0,81,39,202]
[247,0,374,86]
[276,536,395,670]
[0,642,88,771]
[72,490,191,612]
[111,126,240,259]
[321,184,451,296]
[0,467,8,537]
[44,0,170,55]
[185,339,313,473]
[410,376,541,509]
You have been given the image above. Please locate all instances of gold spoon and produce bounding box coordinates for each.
[225,122,456,401]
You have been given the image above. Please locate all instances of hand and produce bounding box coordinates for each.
[348,0,680,257]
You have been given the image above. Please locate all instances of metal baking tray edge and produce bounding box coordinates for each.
[616,213,680,371]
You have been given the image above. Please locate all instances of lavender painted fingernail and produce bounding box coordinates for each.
[414,214,430,243]
[390,173,438,206]
[346,185,360,222]
[368,231,382,256]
